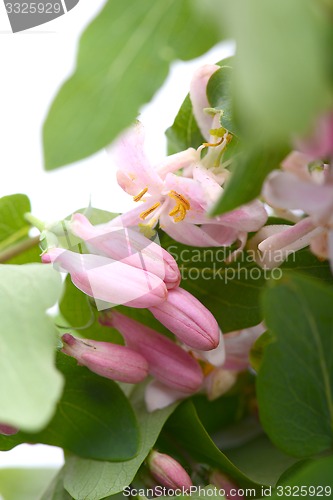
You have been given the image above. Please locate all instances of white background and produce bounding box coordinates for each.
[0,0,232,473]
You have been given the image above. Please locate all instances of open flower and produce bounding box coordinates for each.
[110,121,267,249]
[262,150,333,271]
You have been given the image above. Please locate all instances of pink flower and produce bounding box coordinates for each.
[148,450,193,491]
[70,213,180,289]
[111,122,267,248]
[42,247,167,309]
[61,334,148,383]
[210,470,244,500]
[262,150,333,271]
[149,287,220,351]
[103,311,203,394]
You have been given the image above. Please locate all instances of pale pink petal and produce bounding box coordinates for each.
[163,172,206,211]
[223,324,265,372]
[328,229,333,274]
[145,380,187,412]
[155,148,199,179]
[42,248,167,309]
[114,122,163,196]
[281,151,313,180]
[310,231,329,260]
[263,171,333,221]
[189,64,220,140]
[295,111,333,159]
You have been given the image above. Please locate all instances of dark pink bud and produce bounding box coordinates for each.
[0,423,19,436]
[61,334,148,383]
[149,287,220,350]
[104,311,203,393]
[148,450,193,491]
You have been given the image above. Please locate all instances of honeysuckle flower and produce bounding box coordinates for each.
[69,213,180,289]
[210,470,244,500]
[42,247,167,309]
[100,311,203,394]
[262,150,333,271]
[223,323,266,372]
[149,287,220,351]
[203,368,238,401]
[61,334,148,383]
[0,423,19,436]
[148,451,193,491]
[110,122,267,248]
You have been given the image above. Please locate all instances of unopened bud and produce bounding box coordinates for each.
[210,470,244,500]
[61,334,148,384]
[149,287,220,351]
[148,450,193,491]
[0,424,19,436]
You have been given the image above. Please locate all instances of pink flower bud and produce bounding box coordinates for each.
[104,311,203,393]
[61,334,148,383]
[148,450,193,491]
[0,424,19,436]
[70,214,181,289]
[149,287,220,351]
[42,248,167,309]
[210,470,244,500]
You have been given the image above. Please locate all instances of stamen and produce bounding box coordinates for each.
[203,137,224,148]
[168,190,191,222]
[140,202,161,220]
[133,187,148,202]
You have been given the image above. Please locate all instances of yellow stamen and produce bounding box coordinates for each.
[202,362,215,377]
[203,136,224,148]
[140,202,161,220]
[168,190,191,223]
[133,187,148,202]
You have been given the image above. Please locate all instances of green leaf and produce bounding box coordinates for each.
[0,264,63,431]
[225,435,300,487]
[165,94,205,155]
[164,401,262,492]
[43,0,221,170]
[219,0,331,142]
[63,384,177,500]
[0,354,140,461]
[0,194,40,264]
[0,468,58,500]
[40,468,72,500]
[210,143,289,215]
[206,65,238,136]
[257,273,333,458]
[262,456,333,500]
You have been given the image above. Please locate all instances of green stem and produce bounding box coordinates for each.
[0,226,30,253]
[0,236,40,263]
[24,213,45,232]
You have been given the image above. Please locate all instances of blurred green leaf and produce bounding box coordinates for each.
[220,0,331,142]
[63,384,177,500]
[0,468,58,500]
[257,273,333,457]
[0,354,139,461]
[0,194,40,264]
[43,0,222,169]
[210,144,289,215]
[225,435,300,487]
[262,456,333,500]
[0,264,63,431]
[40,468,72,500]
[165,401,263,491]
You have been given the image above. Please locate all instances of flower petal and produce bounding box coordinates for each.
[145,380,187,412]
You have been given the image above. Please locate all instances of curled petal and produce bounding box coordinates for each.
[145,380,187,412]
[189,64,220,140]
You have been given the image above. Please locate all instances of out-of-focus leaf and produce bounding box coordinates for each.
[0,264,63,431]
[257,273,333,457]
[0,354,139,461]
[0,468,58,500]
[63,385,177,500]
[40,468,72,500]
[207,65,238,136]
[0,194,40,264]
[43,0,222,169]
[219,0,331,142]
[164,401,263,491]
